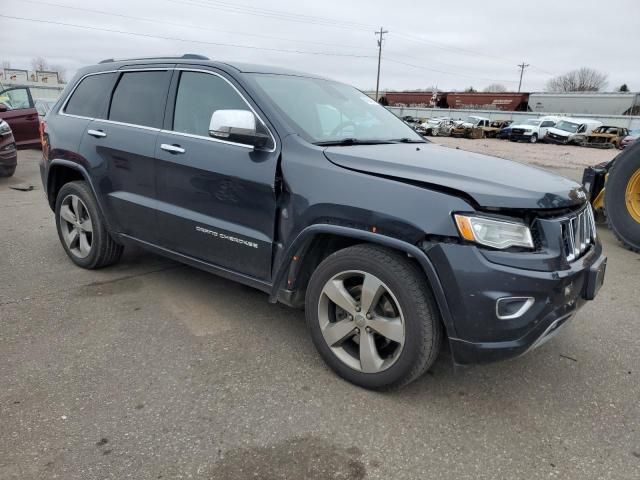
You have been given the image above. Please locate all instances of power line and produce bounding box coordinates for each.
[20,0,374,53]
[192,0,378,30]
[383,58,520,85]
[391,31,556,77]
[165,0,375,32]
[0,14,378,59]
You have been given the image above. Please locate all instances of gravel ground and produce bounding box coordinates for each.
[433,136,619,170]
[1,149,639,480]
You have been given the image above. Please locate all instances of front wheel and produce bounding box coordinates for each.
[529,133,538,144]
[305,244,442,390]
[55,181,124,268]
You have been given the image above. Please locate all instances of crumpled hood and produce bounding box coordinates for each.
[323,143,586,210]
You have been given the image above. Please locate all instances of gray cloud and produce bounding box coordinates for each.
[1,0,638,92]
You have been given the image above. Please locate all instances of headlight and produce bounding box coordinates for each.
[454,214,534,249]
[0,120,11,135]
[523,128,532,133]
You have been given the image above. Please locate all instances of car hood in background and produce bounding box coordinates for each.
[323,143,585,210]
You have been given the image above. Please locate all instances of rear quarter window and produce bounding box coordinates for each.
[109,71,172,128]
[64,73,117,118]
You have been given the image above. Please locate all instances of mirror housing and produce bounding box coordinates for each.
[209,109,270,148]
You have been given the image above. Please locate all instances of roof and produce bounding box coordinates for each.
[94,54,322,78]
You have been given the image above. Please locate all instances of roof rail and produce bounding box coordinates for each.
[98,54,210,64]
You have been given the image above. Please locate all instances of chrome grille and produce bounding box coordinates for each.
[561,205,596,262]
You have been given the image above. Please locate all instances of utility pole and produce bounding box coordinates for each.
[374,27,388,102]
[517,62,530,93]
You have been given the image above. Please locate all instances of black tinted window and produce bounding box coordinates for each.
[173,71,247,136]
[65,73,116,118]
[109,71,170,128]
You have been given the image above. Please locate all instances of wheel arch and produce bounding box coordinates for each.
[270,224,456,337]
[47,159,113,232]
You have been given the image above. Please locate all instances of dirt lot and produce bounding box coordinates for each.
[434,136,619,170]
[1,149,639,480]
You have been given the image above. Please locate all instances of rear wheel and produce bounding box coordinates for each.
[55,181,124,268]
[0,165,16,177]
[604,143,640,252]
[305,244,442,390]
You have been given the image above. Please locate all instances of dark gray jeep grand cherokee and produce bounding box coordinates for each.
[40,55,606,389]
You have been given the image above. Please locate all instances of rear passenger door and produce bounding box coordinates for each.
[155,69,279,281]
[77,69,173,242]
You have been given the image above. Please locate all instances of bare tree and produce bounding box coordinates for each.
[546,67,608,92]
[483,83,507,93]
[50,64,67,83]
[31,56,49,72]
[464,86,476,93]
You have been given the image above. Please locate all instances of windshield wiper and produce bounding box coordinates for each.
[388,137,427,143]
[314,138,395,146]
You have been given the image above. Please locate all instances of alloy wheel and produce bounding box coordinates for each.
[317,270,405,373]
[59,194,93,258]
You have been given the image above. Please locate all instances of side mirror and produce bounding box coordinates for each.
[209,109,270,148]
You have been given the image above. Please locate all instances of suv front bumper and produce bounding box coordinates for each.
[426,242,606,365]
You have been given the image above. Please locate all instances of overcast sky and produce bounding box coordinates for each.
[1,0,638,92]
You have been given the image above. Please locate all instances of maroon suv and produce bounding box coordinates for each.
[0,86,41,148]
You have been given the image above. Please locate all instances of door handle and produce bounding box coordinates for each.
[160,143,186,154]
[87,129,107,138]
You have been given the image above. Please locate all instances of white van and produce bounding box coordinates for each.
[545,118,602,145]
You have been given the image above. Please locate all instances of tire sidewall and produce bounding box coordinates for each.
[55,182,105,268]
[530,133,538,143]
[305,247,436,389]
[604,142,640,251]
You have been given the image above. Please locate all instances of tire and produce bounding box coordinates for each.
[604,142,640,252]
[55,181,124,268]
[530,133,538,144]
[0,165,16,177]
[305,244,442,390]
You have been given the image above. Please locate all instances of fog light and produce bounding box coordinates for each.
[496,297,534,320]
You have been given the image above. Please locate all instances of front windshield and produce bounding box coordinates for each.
[251,74,423,144]
[555,120,580,133]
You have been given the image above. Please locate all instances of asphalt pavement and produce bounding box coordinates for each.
[1,149,639,479]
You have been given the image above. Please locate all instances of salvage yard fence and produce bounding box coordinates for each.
[388,106,640,130]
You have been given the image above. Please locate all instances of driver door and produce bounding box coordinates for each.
[154,69,279,281]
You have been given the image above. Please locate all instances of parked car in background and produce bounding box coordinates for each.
[35,99,58,119]
[481,120,512,138]
[451,116,490,138]
[509,116,559,143]
[416,117,454,137]
[545,118,602,145]
[0,119,18,177]
[0,86,41,148]
[582,126,629,149]
[620,129,640,149]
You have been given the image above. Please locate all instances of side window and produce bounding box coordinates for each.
[65,73,116,118]
[541,121,554,127]
[173,71,247,137]
[0,88,32,110]
[109,71,171,128]
[577,125,586,134]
